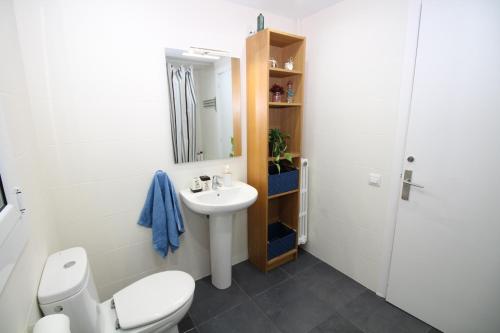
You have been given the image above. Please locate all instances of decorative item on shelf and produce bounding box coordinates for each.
[286,81,294,104]
[269,128,292,173]
[269,57,278,68]
[284,57,294,71]
[270,83,284,103]
[257,13,264,32]
[268,128,299,196]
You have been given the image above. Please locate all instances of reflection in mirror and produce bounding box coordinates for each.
[0,174,6,213]
[165,48,241,164]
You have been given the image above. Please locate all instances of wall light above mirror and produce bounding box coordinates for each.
[165,47,241,164]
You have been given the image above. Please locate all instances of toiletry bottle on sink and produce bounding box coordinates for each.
[223,165,232,186]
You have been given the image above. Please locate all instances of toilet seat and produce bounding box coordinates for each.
[112,271,195,330]
[98,293,193,333]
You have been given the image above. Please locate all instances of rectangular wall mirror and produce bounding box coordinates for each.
[165,48,241,164]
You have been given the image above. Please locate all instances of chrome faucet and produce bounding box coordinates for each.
[212,175,223,190]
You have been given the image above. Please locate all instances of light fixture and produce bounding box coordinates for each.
[181,52,220,60]
[181,47,229,60]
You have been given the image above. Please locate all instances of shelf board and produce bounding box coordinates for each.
[269,29,305,47]
[269,102,302,108]
[269,68,302,78]
[268,152,300,161]
[268,189,299,200]
[267,248,298,270]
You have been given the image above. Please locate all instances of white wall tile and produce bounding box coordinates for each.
[0,1,60,331]
[301,0,408,291]
[12,0,297,306]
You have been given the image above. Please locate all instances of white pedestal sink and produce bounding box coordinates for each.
[180,181,258,289]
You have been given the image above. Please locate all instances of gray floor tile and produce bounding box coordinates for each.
[309,311,363,333]
[178,314,195,332]
[254,278,335,333]
[337,290,383,327]
[375,302,432,333]
[188,251,436,333]
[338,291,431,333]
[281,247,321,276]
[188,276,250,325]
[233,260,290,297]
[198,300,280,333]
[295,262,367,309]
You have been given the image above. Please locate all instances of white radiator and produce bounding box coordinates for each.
[298,158,309,245]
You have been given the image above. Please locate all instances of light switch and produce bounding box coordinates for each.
[369,173,381,187]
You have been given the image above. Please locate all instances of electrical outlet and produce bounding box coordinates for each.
[369,173,381,187]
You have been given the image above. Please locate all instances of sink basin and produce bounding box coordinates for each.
[180,181,258,289]
[180,181,257,215]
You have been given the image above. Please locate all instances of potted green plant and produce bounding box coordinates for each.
[268,128,299,196]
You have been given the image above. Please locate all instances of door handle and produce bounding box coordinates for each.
[401,170,423,200]
[402,180,424,188]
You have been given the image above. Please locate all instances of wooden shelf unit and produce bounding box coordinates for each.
[246,29,305,272]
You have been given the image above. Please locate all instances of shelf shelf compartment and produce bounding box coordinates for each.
[268,192,299,230]
[269,102,302,108]
[267,248,298,270]
[268,189,300,200]
[269,107,301,154]
[268,222,297,260]
[269,29,305,48]
[268,152,301,161]
[269,68,303,78]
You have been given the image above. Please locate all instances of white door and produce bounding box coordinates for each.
[387,1,500,332]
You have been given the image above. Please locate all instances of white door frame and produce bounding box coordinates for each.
[376,0,423,298]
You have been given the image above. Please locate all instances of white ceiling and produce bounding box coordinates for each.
[226,0,343,19]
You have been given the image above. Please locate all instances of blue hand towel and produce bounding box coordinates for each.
[138,170,185,257]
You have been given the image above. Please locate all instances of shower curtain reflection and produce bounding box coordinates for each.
[167,64,198,163]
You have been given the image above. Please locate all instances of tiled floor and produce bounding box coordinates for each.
[178,249,441,333]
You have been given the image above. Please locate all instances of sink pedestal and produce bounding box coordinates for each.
[180,181,258,289]
[209,214,233,289]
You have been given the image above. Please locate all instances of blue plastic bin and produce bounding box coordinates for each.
[268,222,296,260]
[268,169,299,196]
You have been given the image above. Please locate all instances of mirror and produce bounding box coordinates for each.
[165,48,241,164]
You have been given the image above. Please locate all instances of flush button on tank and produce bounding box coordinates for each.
[63,261,75,269]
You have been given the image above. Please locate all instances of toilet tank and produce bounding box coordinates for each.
[38,247,100,333]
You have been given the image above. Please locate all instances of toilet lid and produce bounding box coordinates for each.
[113,271,195,330]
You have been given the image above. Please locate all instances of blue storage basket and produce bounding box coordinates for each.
[268,222,296,260]
[268,169,299,196]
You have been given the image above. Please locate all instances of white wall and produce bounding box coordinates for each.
[13,0,297,300]
[0,0,59,331]
[300,0,408,291]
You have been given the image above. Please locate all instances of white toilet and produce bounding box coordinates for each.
[37,247,195,333]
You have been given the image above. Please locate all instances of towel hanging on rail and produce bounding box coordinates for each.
[138,170,185,257]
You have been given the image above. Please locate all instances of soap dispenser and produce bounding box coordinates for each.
[223,165,232,186]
